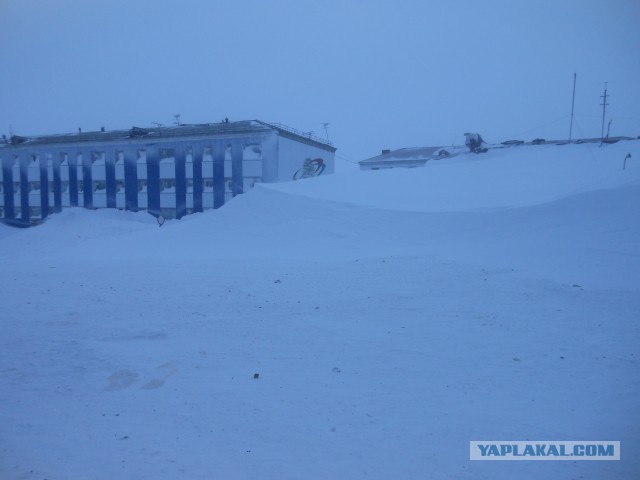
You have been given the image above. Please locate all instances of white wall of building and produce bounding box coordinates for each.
[276,136,335,183]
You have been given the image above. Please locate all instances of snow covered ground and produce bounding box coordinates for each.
[1,141,639,479]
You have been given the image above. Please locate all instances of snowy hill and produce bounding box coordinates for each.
[1,141,639,479]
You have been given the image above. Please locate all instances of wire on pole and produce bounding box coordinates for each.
[569,72,576,142]
[600,82,609,140]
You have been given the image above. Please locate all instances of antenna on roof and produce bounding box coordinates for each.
[322,122,330,141]
[173,114,181,126]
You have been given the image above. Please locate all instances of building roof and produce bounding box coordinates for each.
[359,146,446,167]
[1,120,336,152]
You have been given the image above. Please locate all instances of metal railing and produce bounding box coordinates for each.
[264,122,334,147]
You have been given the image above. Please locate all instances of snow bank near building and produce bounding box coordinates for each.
[1,140,638,480]
[266,141,640,211]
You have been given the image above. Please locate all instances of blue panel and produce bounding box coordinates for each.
[175,146,187,219]
[68,152,78,206]
[52,152,62,213]
[105,148,116,209]
[2,154,15,219]
[213,141,225,208]
[39,154,49,219]
[82,150,93,209]
[146,149,161,216]
[231,140,243,196]
[19,155,29,222]
[124,148,138,211]
[192,146,203,213]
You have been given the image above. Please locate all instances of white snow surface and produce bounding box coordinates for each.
[1,141,639,479]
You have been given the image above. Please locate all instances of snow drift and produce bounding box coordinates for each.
[1,140,639,479]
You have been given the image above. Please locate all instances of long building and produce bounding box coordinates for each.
[0,120,335,226]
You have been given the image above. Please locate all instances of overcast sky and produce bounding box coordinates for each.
[1,0,638,167]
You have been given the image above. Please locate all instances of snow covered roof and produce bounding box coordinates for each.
[1,120,336,152]
[359,136,639,169]
[359,146,466,168]
[360,147,441,166]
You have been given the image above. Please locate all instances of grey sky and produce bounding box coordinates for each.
[1,0,638,166]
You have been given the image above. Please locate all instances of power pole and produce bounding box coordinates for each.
[569,72,576,142]
[600,82,609,140]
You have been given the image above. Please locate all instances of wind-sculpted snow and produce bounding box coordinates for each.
[266,141,640,212]
[1,141,638,479]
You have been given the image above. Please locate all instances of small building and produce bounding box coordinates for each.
[359,146,455,171]
[0,120,335,225]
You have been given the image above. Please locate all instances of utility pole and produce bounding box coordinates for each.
[569,72,576,142]
[600,82,609,140]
